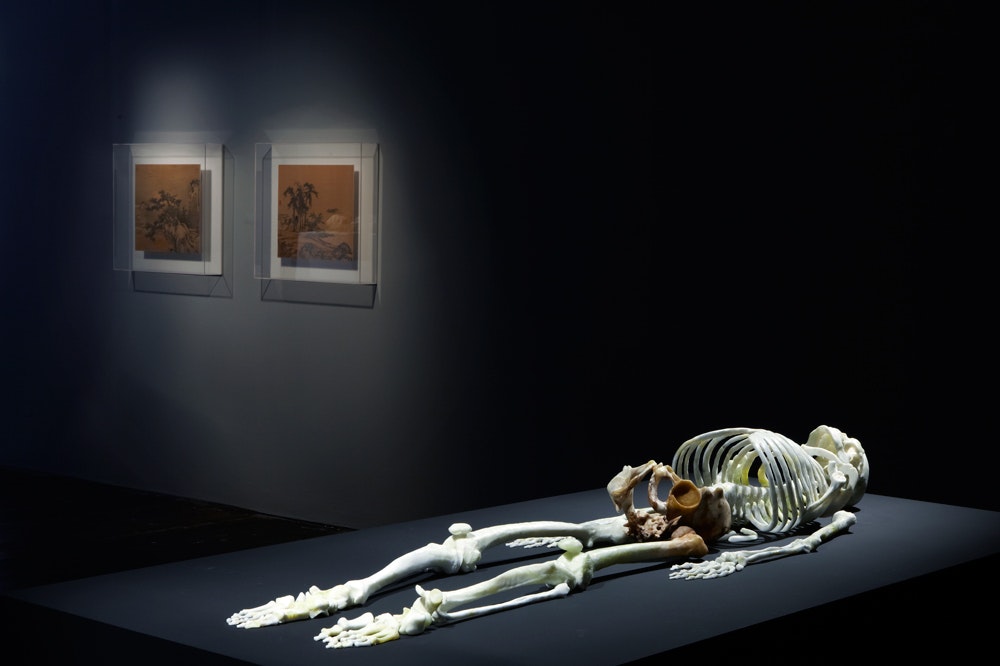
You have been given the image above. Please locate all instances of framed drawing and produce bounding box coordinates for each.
[113,143,224,276]
[255,142,379,286]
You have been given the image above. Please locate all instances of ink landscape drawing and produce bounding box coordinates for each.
[277,164,357,269]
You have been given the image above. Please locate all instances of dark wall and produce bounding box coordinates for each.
[2,2,991,525]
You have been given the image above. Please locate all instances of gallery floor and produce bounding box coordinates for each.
[1,464,996,664]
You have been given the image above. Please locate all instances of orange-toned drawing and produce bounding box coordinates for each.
[134,164,202,255]
[277,164,356,265]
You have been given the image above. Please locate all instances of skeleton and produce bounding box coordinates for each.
[226,425,869,649]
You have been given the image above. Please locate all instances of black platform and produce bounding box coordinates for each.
[2,486,998,665]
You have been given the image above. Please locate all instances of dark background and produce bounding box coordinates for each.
[1,2,991,526]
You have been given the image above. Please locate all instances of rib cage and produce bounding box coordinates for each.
[671,426,867,533]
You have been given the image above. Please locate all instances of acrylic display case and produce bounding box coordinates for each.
[255,142,379,306]
[112,143,232,297]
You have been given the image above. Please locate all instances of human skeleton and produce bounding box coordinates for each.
[226,425,869,649]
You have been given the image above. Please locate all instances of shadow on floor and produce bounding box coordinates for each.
[0,465,351,593]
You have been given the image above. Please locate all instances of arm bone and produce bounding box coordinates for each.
[669,509,857,580]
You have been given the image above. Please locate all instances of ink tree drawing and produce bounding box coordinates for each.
[134,163,202,256]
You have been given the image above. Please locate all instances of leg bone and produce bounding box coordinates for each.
[315,530,709,648]
[228,517,632,628]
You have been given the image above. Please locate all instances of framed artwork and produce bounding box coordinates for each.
[113,143,224,276]
[255,142,379,286]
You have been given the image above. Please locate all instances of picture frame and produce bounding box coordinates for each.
[113,143,224,277]
[255,142,379,287]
